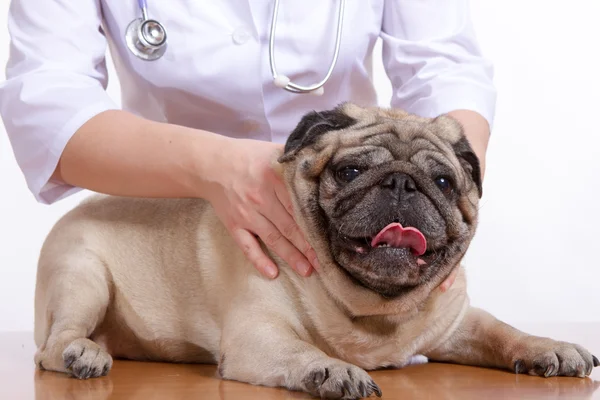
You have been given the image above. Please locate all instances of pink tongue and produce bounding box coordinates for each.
[370,223,427,256]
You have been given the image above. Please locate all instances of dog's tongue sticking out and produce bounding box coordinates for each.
[370,223,427,256]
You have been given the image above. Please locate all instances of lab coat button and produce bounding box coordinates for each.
[232,28,251,45]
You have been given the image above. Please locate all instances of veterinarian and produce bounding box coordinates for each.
[0,1,496,286]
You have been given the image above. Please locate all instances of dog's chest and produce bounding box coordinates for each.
[330,328,423,369]
[308,310,430,370]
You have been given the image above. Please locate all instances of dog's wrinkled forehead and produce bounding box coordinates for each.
[339,102,464,143]
[283,103,464,157]
[281,102,482,197]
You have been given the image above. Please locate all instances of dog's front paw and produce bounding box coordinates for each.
[302,360,381,400]
[63,338,113,379]
[512,337,599,378]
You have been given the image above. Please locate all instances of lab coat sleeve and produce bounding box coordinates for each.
[380,0,497,129]
[0,0,119,204]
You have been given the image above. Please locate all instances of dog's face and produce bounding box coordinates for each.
[279,103,482,313]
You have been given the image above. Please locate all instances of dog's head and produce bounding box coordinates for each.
[279,103,482,315]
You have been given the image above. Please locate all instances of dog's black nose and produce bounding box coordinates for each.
[381,172,417,198]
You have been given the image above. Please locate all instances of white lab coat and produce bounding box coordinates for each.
[0,0,496,204]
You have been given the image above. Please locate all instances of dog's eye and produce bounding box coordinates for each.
[336,167,362,183]
[435,176,453,194]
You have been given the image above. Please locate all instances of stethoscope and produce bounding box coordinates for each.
[125,0,167,61]
[124,0,346,95]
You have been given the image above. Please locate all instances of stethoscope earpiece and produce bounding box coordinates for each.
[274,75,325,96]
[273,75,290,89]
[310,87,325,96]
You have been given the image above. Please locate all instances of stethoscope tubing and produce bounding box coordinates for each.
[268,0,346,94]
[127,0,345,94]
[138,0,149,21]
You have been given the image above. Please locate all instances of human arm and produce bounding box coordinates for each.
[53,111,317,278]
[380,0,496,177]
[447,109,490,180]
[0,0,316,278]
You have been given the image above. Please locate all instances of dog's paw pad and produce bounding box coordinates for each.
[62,339,112,379]
[303,361,381,399]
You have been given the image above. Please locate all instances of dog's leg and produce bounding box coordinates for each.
[219,316,382,399]
[34,251,113,379]
[425,306,599,377]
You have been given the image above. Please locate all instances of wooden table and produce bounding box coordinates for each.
[2,324,599,399]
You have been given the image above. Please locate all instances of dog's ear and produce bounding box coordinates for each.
[279,105,356,163]
[452,137,483,198]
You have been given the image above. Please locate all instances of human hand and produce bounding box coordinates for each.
[206,137,318,279]
[438,268,458,293]
[447,109,490,180]
[440,109,490,293]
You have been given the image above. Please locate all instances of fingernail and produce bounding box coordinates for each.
[264,265,278,279]
[312,258,320,270]
[296,261,311,276]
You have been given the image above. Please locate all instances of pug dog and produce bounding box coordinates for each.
[33,103,598,399]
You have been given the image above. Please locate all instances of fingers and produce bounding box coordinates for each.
[273,184,318,267]
[232,228,279,279]
[272,177,295,216]
[439,267,459,292]
[219,147,319,279]
[254,213,314,278]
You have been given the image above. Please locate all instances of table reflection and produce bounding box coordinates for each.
[32,361,600,400]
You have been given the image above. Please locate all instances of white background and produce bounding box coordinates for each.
[0,0,599,332]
